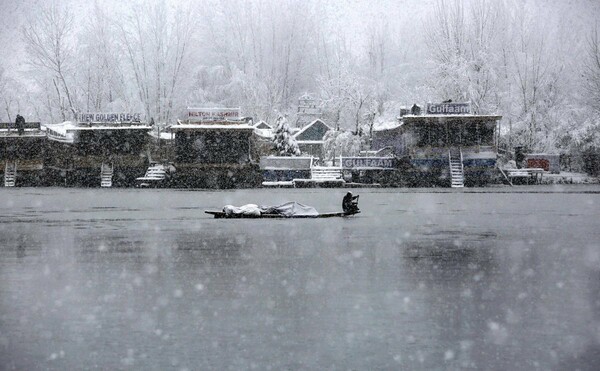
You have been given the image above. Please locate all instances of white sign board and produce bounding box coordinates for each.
[187,108,240,122]
[78,113,142,123]
[426,102,471,115]
[342,157,394,169]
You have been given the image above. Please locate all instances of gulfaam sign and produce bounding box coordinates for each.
[342,157,394,169]
[187,108,241,122]
[426,102,471,115]
[78,113,142,123]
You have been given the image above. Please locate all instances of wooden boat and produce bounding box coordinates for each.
[206,196,361,219]
[205,210,360,219]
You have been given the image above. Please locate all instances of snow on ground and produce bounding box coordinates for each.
[542,172,599,184]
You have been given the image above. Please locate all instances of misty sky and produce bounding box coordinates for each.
[2,0,597,82]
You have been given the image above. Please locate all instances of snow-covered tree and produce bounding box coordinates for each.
[0,0,596,155]
[116,0,195,123]
[424,0,503,114]
[22,2,77,121]
[272,115,301,156]
[0,67,17,121]
[198,0,323,119]
[77,1,129,114]
[317,67,376,132]
[583,26,600,113]
[322,129,362,161]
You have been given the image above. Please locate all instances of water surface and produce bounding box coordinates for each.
[1,186,599,370]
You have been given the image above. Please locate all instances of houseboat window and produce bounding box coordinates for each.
[480,122,495,145]
[175,132,194,162]
[175,131,250,164]
[463,123,479,146]
[416,124,430,146]
[429,123,445,146]
[448,121,461,145]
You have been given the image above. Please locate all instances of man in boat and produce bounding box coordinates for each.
[342,192,359,214]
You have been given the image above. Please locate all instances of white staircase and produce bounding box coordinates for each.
[311,166,343,182]
[135,164,168,186]
[100,162,114,187]
[449,148,464,188]
[4,161,17,187]
[140,164,167,180]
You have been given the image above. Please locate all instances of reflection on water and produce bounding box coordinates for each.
[0,226,42,259]
[0,187,599,370]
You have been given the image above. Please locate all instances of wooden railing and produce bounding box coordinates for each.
[505,168,544,184]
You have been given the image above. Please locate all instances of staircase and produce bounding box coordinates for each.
[135,163,168,187]
[448,148,464,188]
[311,166,343,182]
[100,162,114,187]
[4,161,17,187]
[141,164,167,180]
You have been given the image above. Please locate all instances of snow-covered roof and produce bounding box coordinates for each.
[402,114,502,123]
[66,124,151,130]
[253,120,273,138]
[45,121,150,131]
[254,120,272,129]
[44,121,151,143]
[373,121,404,131]
[169,124,254,130]
[0,122,45,138]
[293,119,331,139]
[296,140,325,144]
[254,129,274,139]
[168,121,254,131]
[0,129,46,138]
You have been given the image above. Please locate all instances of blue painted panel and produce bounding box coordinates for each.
[463,159,496,167]
[410,159,446,168]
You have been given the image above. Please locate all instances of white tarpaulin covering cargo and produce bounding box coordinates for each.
[223,202,319,216]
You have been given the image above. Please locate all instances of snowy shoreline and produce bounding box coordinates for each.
[535,172,599,185]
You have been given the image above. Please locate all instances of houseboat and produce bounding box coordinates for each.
[0,120,45,186]
[167,108,261,188]
[44,113,152,187]
[372,102,501,187]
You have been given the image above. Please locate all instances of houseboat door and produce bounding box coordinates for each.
[448,122,461,146]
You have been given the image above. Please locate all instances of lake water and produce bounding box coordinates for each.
[1,186,599,370]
